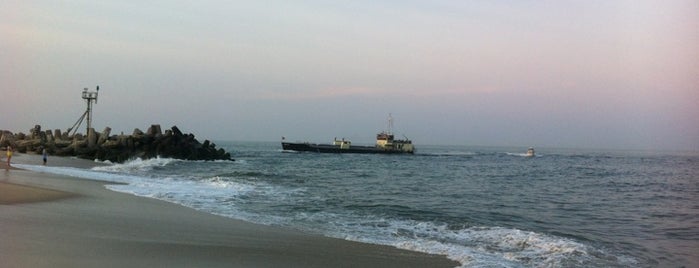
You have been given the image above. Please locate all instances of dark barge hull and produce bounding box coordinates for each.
[282,142,413,154]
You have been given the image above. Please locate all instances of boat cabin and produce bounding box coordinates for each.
[376,132,414,153]
[333,138,351,149]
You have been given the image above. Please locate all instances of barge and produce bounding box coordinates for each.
[281,115,415,154]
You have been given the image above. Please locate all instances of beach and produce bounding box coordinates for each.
[0,154,458,268]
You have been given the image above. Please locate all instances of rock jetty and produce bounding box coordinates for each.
[0,125,233,163]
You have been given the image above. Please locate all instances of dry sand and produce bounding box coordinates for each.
[0,154,458,268]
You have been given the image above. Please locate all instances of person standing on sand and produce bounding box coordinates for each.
[6,145,13,167]
[42,147,48,165]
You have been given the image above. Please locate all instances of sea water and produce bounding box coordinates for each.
[17,142,699,267]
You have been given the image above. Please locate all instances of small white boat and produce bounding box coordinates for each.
[525,147,535,157]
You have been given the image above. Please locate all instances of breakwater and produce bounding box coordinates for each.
[1,125,232,163]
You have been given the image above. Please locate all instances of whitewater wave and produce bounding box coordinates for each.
[295,212,634,268]
[91,157,180,173]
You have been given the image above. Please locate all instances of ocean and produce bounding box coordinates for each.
[17,141,699,267]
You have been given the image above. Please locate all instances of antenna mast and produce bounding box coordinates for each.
[83,85,99,132]
[68,85,100,136]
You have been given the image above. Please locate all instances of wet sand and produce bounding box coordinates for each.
[0,154,458,268]
[0,180,76,204]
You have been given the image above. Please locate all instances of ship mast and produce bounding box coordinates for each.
[387,113,394,135]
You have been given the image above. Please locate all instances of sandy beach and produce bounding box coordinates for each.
[0,154,458,268]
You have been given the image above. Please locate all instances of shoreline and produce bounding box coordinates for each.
[0,153,459,268]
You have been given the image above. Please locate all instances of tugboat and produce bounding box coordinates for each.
[281,115,415,154]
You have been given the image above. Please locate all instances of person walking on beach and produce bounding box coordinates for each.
[6,145,13,167]
[42,147,48,165]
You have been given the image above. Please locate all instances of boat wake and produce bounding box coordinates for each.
[505,152,532,157]
[420,151,478,157]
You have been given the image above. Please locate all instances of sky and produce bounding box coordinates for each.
[1,1,698,151]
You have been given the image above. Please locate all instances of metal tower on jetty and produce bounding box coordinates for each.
[68,86,100,136]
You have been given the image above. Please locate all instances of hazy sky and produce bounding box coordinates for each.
[2,1,697,150]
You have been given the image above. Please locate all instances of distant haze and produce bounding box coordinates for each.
[2,1,697,151]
